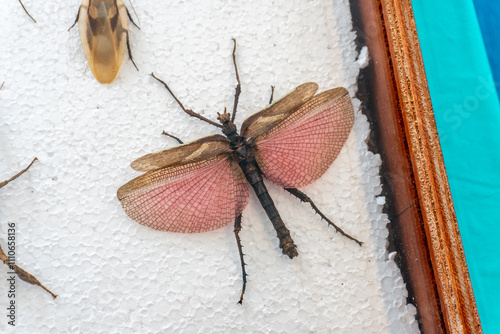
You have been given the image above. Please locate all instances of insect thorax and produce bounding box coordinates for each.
[220,120,253,162]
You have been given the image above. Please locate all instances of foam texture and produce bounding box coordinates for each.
[0,0,419,333]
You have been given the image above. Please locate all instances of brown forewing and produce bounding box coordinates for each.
[240,82,319,139]
[130,135,232,172]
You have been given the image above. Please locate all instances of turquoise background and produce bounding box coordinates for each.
[473,1,500,96]
[412,1,500,333]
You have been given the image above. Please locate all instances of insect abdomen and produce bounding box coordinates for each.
[239,156,298,259]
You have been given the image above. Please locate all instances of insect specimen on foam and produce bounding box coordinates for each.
[117,40,362,303]
[0,157,57,299]
[17,0,36,22]
[69,0,139,83]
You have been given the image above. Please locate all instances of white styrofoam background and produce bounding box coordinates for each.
[0,0,419,333]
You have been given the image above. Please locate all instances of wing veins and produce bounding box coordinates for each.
[167,162,225,231]
[252,87,354,188]
[143,160,221,230]
[259,120,337,143]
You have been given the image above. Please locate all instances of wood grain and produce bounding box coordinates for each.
[352,0,482,332]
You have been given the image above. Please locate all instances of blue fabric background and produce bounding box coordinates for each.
[411,1,500,333]
[473,0,500,96]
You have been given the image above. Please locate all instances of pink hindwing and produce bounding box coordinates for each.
[118,85,354,232]
[118,137,249,233]
[249,87,354,188]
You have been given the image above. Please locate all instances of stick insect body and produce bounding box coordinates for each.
[118,40,362,303]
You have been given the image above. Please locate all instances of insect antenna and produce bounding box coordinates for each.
[230,39,241,123]
[151,72,222,128]
[0,158,37,189]
[18,0,36,23]
[284,188,363,246]
[161,131,184,145]
[233,214,248,304]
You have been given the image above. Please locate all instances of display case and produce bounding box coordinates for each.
[351,0,481,332]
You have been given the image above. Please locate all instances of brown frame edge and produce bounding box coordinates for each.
[352,0,482,332]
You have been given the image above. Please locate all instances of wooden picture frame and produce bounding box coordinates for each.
[350,0,482,332]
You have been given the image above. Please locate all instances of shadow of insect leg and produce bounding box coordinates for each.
[0,158,37,189]
[230,39,241,123]
[126,8,140,29]
[233,214,248,304]
[151,73,223,128]
[284,188,363,246]
[125,29,139,71]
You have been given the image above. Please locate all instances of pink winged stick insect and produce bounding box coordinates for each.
[117,40,362,303]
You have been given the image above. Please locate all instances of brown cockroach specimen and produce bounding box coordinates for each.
[69,0,139,83]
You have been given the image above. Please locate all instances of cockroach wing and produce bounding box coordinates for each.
[240,83,318,139]
[131,135,232,172]
[251,87,354,188]
[117,138,249,233]
[78,0,128,83]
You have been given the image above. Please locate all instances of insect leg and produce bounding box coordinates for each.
[151,73,223,128]
[284,188,363,246]
[161,131,184,145]
[68,7,80,31]
[230,39,241,123]
[124,29,139,71]
[0,244,57,299]
[233,214,248,304]
[126,8,141,29]
[0,158,56,298]
[17,0,36,23]
[0,158,37,189]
